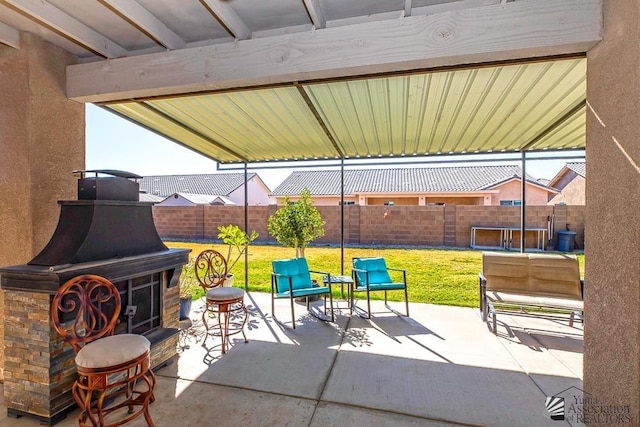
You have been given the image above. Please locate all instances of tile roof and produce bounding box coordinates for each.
[565,162,586,177]
[272,166,546,196]
[138,193,164,203]
[160,193,236,205]
[138,173,256,198]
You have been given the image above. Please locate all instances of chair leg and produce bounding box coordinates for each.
[366,289,371,319]
[569,311,575,327]
[329,290,334,322]
[241,304,249,343]
[290,296,296,329]
[271,292,275,320]
[350,284,354,316]
[404,286,409,317]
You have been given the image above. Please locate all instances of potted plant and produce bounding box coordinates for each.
[178,258,201,320]
[217,224,259,287]
[267,188,325,258]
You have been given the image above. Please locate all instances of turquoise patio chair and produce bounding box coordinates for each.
[351,257,409,318]
[271,257,334,329]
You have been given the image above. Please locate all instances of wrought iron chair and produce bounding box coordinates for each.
[51,274,156,427]
[351,257,409,318]
[271,257,334,329]
[194,249,248,353]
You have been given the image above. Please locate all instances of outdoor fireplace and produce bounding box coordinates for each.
[0,170,190,425]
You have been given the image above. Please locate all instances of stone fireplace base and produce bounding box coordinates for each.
[1,252,188,426]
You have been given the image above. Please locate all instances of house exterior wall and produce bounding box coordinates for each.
[585,0,640,419]
[157,194,196,206]
[365,196,419,206]
[274,181,553,206]
[0,33,84,384]
[490,180,551,205]
[228,176,272,205]
[548,173,586,205]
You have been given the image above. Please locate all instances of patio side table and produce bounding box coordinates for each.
[323,274,353,302]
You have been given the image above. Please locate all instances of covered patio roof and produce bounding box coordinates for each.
[104,56,586,165]
[0,0,598,165]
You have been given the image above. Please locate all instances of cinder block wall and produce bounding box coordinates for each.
[152,204,582,249]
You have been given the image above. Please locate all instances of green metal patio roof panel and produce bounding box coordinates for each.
[105,102,240,162]
[303,58,586,158]
[144,87,337,163]
[102,58,586,164]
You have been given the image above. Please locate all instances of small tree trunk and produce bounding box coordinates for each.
[299,247,305,258]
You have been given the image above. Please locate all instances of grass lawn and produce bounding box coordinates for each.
[166,241,585,309]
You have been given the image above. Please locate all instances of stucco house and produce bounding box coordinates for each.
[157,193,235,206]
[272,166,557,206]
[138,173,272,206]
[548,162,586,205]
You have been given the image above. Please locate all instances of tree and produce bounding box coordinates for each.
[267,188,325,258]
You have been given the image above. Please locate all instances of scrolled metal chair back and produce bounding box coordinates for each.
[51,275,121,354]
[194,249,228,290]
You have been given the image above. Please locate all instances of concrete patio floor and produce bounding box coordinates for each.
[0,292,583,427]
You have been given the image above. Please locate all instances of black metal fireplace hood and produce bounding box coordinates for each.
[0,170,189,294]
[29,170,167,266]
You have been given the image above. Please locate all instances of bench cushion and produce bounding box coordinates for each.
[528,253,582,299]
[486,290,584,311]
[482,251,581,300]
[482,252,529,293]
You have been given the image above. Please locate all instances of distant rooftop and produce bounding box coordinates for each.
[138,173,256,198]
[565,162,586,177]
[272,166,550,196]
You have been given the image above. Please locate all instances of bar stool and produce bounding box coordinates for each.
[51,275,156,427]
[194,249,248,353]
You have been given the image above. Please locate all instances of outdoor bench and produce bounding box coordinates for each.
[479,251,584,334]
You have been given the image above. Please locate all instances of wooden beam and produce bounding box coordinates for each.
[0,21,20,49]
[199,0,251,40]
[302,0,326,29]
[413,0,501,16]
[67,0,601,103]
[100,0,186,50]
[3,0,127,58]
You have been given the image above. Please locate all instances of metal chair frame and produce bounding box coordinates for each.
[51,274,156,427]
[351,257,409,319]
[270,258,334,329]
[194,249,248,353]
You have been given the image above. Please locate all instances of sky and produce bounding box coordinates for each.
[85,104,584,191]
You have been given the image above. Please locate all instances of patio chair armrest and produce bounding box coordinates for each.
[309,270,332,290]
[271,272,294,293]
[580,279,584,300]
[387,267,407,284]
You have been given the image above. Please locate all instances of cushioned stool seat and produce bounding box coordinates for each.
[206,286,245,301]
[195,250,248,353]
[76,334,151,369]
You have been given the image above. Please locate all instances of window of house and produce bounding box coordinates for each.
[338,201,355,205]
[500,200,522,206]
[384,201,395,206]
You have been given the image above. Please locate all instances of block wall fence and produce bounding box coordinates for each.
[152,204,585,250]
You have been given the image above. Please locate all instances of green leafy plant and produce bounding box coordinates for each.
[178,258,202,300]
[267,188,325,258]
[217,224,259,273]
